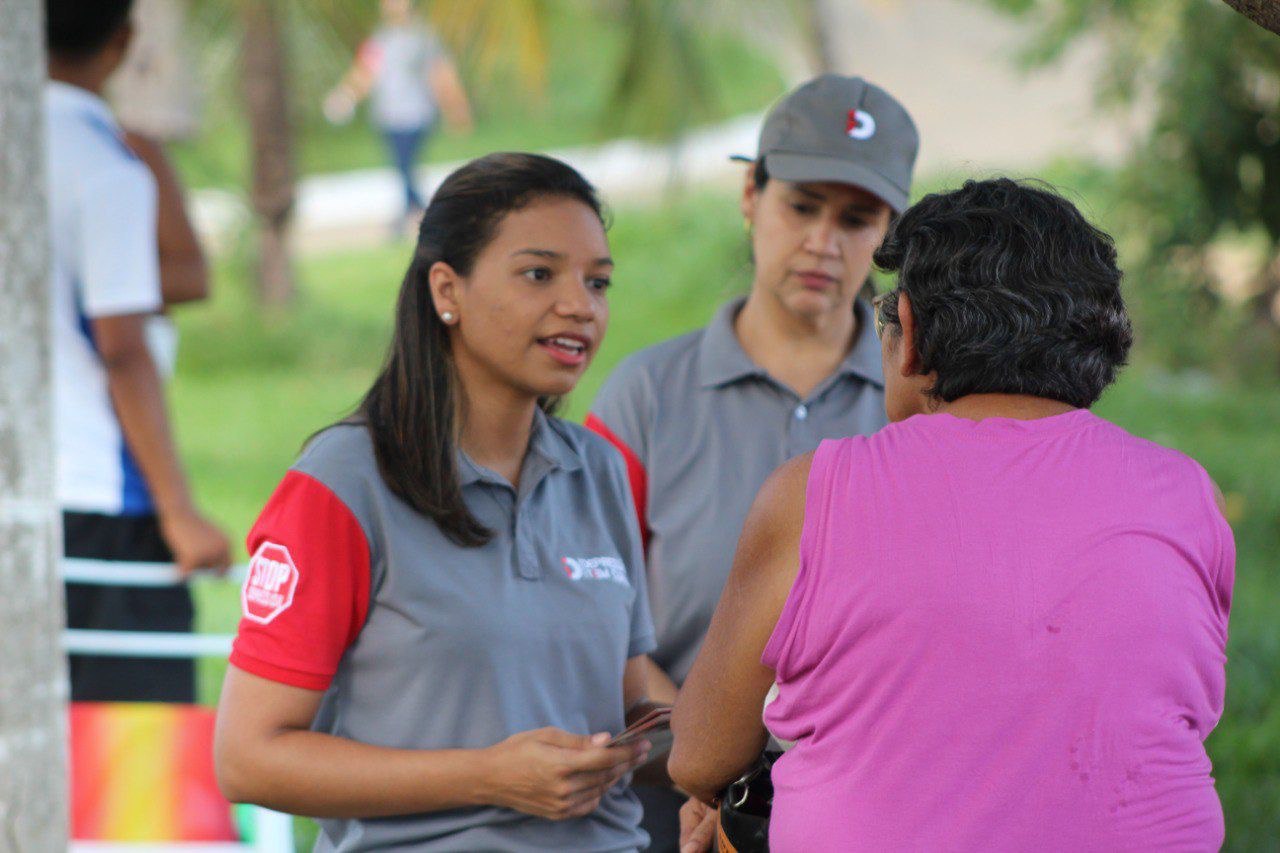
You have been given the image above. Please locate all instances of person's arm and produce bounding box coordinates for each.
[93,314,230,575]
[634,654,678,706]
[333,60,375,103]
[623,654,661,713]
[625,654,677,788]
[322,41,377,123]
[428,57,473,132]
[122,132,209,306]
[214,664,649,819]
[667,454,810,804]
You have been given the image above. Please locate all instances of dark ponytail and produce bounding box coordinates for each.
[351,152,603,546]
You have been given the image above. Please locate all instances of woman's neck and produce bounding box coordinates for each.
[932,394,1078,421]
[456,378,538,489]
[734,290,859,399]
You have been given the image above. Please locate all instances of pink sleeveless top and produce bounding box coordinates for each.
[762,409,1233,851]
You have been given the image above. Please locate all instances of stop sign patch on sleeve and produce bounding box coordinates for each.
[242,542,299,624]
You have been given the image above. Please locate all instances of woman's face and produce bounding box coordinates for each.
[742,174,892,322]
[432,197,612,401]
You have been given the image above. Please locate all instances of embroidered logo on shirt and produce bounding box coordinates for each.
[242,542,299,624]
[562,556,630,588]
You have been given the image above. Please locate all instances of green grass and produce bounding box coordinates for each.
[175,190,1280,849]
[170,2,787,189]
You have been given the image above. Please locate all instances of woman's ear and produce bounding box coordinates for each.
[428,260,462,324]
[897,291,922,378]
[740,164,759,227]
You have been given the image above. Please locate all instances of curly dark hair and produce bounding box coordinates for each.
[873,178,1133,408]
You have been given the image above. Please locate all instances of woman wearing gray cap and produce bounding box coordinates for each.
[586,74,919,849]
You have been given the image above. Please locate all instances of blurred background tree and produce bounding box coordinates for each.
[157,0,853,306]
[1221,0,1280,35]
[988,0,1280,378]
[171,0,807,306]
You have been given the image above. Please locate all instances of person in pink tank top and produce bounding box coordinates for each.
[669,178,1234,852]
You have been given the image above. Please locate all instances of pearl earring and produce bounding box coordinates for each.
[441,311,455,323]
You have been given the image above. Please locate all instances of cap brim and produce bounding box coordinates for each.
[764,152,909,213]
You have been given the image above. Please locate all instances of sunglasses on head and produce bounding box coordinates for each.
[872,290,894,338]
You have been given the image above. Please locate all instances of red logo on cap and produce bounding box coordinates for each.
[242,542,299,624]
[846,109,876,140]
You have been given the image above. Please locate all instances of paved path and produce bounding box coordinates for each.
[191,0,1145,253]
[191,113,764,252]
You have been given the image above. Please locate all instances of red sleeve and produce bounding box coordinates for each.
[585,413,650,551]
[229,471,371,691]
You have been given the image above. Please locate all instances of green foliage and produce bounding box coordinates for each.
[603,0,720,141]
[1094,373,1280,851]
[170,0,786,187]
[987,0,1280,375]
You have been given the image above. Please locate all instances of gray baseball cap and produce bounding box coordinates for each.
[734,74,920,213]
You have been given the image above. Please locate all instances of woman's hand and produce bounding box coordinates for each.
[322,88,357,125]
[480,728,650,821]
[679,797,717,853]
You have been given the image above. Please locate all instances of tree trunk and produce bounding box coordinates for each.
[0,0,69,847]
[1220,0,1280,36]
[240,0,296,306]
[798,0,839,73]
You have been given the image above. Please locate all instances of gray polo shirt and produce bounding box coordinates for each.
[230,411,655,851]
[586,296,885,683]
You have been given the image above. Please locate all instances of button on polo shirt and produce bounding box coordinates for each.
[587,296,886,683]
[231,412,654,851]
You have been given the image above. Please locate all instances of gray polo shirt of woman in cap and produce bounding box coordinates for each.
[230,411,655,851]
[586,296,885,684]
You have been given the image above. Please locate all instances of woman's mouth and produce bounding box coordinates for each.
[796,270,838,289]
[537,335,590,366]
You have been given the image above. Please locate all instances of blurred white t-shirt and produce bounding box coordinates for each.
[358,22,445,131]
[45,81,161,516]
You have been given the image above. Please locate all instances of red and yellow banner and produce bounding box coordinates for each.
[70,702,239,842]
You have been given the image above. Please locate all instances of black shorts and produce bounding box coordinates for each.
[63,511,195,703]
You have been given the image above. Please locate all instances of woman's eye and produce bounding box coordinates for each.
[791,203,817,216]
[589,276,612,291]
[841,216,869,229]
[522,267,552,283]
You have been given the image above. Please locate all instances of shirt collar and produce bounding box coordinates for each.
[46,80,117,128]
[697,298,766,389]
[697,296,885,390]
[457,407,582,489]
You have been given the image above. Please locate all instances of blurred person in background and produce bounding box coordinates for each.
[216,153,662,851]
[586,73,919,850]
[670,178,1234,852]
[323,0,473,235]
[45,0,231,703]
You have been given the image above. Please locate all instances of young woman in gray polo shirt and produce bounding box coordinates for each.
[586,74,920,848]
[215,154,659,851]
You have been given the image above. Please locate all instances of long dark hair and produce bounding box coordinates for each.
[352,152,603,546]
